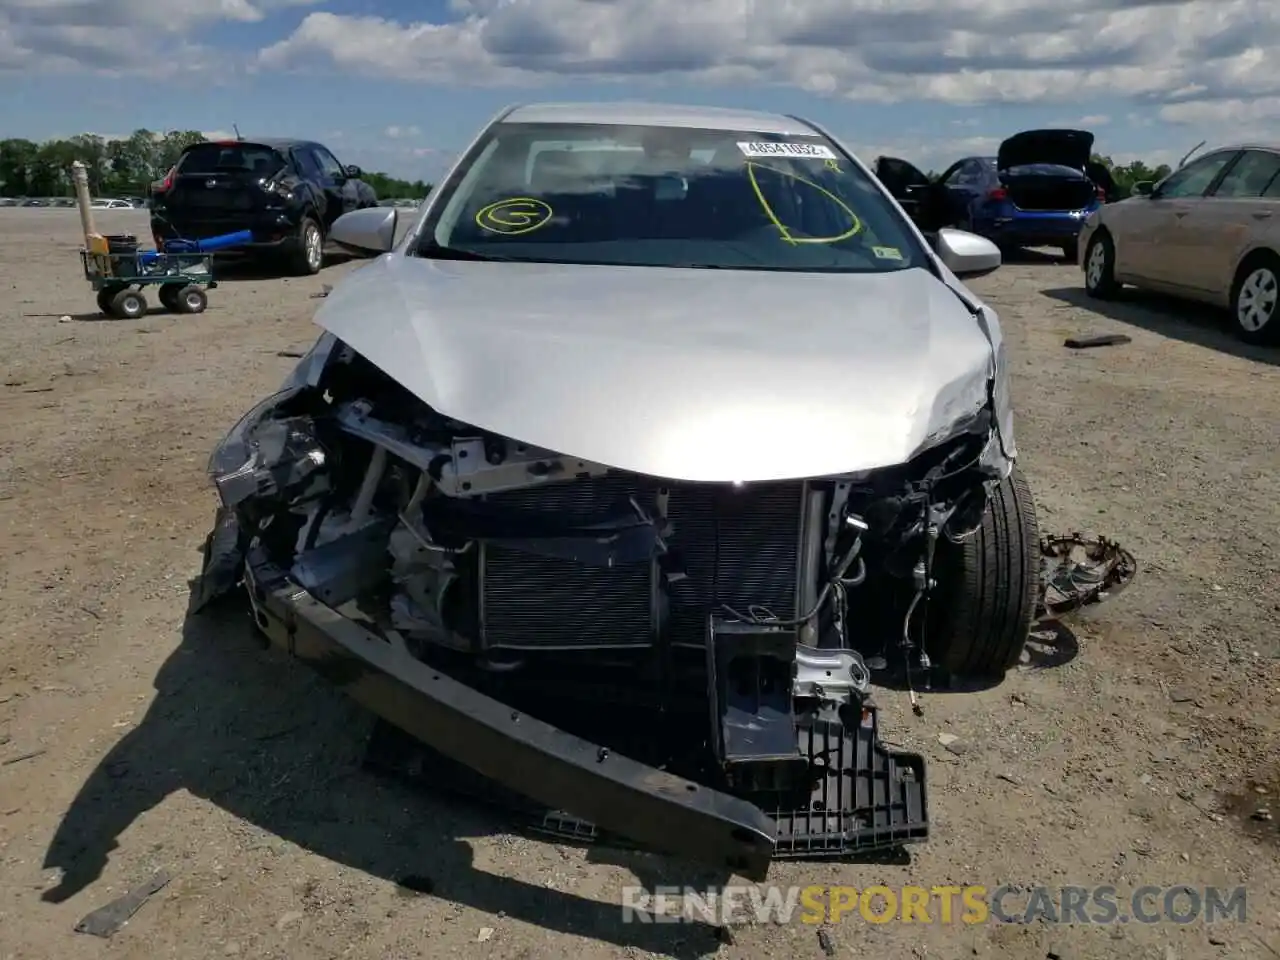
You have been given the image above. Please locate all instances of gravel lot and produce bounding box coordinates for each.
[0,208,1277,960]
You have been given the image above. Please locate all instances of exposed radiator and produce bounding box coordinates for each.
[665,481,805,648]
[479,474,806,651]
[480,475,656,650]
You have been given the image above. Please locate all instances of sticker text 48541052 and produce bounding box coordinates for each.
[737,141,838,160]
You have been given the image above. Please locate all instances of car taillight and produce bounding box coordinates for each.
[260,178,293,200]
[987,187,1008,201]
[1096,185,1107,201]
[158,166,175,192]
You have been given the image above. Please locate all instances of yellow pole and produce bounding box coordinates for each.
[70,161,98,245]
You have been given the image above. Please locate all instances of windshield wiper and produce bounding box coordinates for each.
[417,243,515,263]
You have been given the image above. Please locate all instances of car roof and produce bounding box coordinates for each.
[1197,143,1280,155]
[500,101,820,136]
[190,138,317,150]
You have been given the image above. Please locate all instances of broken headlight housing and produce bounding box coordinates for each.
[206,386,330,507]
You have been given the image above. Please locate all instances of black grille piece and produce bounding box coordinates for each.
[479,475,657,650]
[666,481,805,648]
[771,709,928,856]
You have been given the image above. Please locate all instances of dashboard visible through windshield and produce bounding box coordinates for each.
[413,122,926,273]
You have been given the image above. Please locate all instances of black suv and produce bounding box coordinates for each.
[149,138,379,275]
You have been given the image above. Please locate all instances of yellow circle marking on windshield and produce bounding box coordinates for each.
[744,161,862,245]
[824,158,842,172]
[475,197,553,235]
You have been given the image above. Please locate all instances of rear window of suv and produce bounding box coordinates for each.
[178,143,287,176]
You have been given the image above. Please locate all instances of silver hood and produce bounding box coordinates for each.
[311,255,997,483]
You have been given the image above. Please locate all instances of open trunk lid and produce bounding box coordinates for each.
[997,129,1094,171]
[160,141,290,233]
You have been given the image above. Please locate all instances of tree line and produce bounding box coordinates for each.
[0,130,433,200]
[1,128,1175,202]
[1087,156,1174,196]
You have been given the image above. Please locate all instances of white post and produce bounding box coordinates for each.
[70,161,97,246]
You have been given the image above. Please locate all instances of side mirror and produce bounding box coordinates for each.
[344,164,364,179]
[932,227,1001,279]
[1132,180,1154,197]
[330,206,398,255]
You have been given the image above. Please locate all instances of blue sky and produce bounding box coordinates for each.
[2,0,1276,181]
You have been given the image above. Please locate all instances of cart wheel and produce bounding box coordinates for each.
[175,285,208,314]
[109,288,147,319]
[158,284,180,312]
[96,288,117,315]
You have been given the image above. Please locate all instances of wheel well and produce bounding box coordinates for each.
[1232,247,1279,293]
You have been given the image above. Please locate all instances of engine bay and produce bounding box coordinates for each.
[191,336,1132,876]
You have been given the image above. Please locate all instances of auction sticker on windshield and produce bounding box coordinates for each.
[738,141,838,160]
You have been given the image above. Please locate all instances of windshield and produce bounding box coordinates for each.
[178,143,287,177]
[413,122,926,273]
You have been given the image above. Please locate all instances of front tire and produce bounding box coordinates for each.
[926,466,1040,679]
[1084,231,1120,298]
[1230,253,1280,345]
[109,288,147,320]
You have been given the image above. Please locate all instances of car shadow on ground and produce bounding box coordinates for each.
[1042,286,1280,367]
[42,599,818,957]
[1001,246,1074,265]
[873,619,1080,695]
[211,249,361,282]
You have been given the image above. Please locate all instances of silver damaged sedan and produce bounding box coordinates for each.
[190,102,1038,881]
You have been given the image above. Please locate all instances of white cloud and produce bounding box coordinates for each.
[384,124,422,139]
[254,0,1280,126]
[1160,96,1280,126]
[0,0,322,72]
[7,0,1280,160]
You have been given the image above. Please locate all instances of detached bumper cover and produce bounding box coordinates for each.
[240,557,780,880]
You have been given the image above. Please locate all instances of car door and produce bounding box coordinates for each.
[314,144,360,220]
[311,145,361,226]
[1115,150,1238,285]
[1176,148,1280,299]
[872,156,939,229]
[936,159,988,228]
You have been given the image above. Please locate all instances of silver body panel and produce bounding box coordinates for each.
[311,255,998,482]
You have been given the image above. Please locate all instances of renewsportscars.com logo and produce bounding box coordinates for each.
[620,884,1248,926]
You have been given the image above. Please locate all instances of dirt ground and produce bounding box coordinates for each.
[0,208,1277,960]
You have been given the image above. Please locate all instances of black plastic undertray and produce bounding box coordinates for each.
[363,696,928,863]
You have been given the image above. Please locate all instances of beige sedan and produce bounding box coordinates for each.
[1077,143,1280,344]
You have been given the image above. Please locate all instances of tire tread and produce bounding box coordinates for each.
[928,466,1039,677]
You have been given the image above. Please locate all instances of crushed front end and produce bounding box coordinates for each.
[191,338,1018,879]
